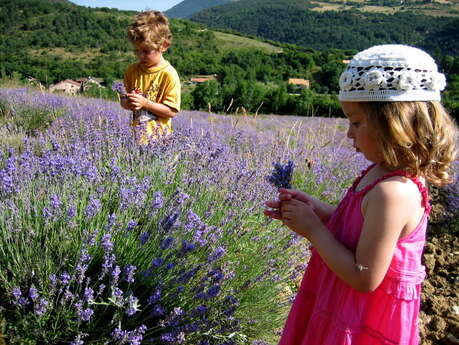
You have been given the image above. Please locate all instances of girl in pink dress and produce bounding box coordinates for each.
[265,45,458,345]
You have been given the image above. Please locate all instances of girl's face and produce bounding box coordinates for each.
[133,43,165,68]
[341,102,382,163]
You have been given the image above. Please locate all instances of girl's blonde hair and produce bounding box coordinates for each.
[363,101,458,186]
[127,11,172,51]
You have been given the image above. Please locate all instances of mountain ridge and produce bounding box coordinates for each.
[165,0,233,18]
[189,0,459,55]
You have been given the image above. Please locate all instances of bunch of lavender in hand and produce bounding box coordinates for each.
[111,81,127,96]
[267,160,294,189]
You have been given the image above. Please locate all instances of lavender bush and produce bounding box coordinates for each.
[0,88,320,344]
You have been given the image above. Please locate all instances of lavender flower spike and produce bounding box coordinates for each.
[111,81,127,95]
[267,160,294,189]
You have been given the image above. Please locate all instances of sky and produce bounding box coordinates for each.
[69,0,183,12]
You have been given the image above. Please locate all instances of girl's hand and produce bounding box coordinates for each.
[278,188,310,203]
[127,92,149,111]
[281,198,323,239]
[279,188,335,223]
[264,188,312,220]
[264,199,282,220]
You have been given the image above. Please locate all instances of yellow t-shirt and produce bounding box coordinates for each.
[124,61,181,133]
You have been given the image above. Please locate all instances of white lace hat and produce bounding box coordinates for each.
[338,44,446,102]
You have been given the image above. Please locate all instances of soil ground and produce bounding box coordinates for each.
[420,186,459,345]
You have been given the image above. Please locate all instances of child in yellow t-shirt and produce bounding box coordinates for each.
[120,11,181,144]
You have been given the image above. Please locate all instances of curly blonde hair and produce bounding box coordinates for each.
[362,101,458,186]
[127,11,171,51]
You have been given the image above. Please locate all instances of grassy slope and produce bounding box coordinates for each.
[308,0,459,17]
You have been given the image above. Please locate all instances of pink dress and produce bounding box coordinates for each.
[279,165,430,345]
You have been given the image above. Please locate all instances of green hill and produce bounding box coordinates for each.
[0,0,282,84]
[165,0,232,18]
[190,0,459,55]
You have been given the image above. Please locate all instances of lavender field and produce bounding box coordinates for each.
[0,88,455,345]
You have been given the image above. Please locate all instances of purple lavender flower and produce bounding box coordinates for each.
[75,301,94,322]
[67,206,76,219]
[101,233,114,252]
[112,265,121,282]
[139,231,150,245]
[106,213,117,230]
[208,269,224,283]
[17,297,29,306]
[151,191,164,209]
[164,330,185,344]
[125,295,140,316]
[267,160,294,189]
[28,287,39,300]
[50,194,62,210]
[84,197,101,218]
[111,325,147,345]
[102,253,116,275]
[180,240,196,254]
[111,287,124,306]
[126,219,137,231]
[151,257,164,268]
[34,298,49,315]
[60,272,71,286]
[208,246,226,262]
[148,288,162,305]
[160,211,180,232]
[160,237,174,250]
[124,264,136,283]
[175,191,189,205]
[11,287,21,300]
[83,287,94,303]
[206,285,220,298]
[150,304,165,317]
[111,81,127,95]
[97,284,106,296]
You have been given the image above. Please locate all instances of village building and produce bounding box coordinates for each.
[288,78,310,89]
[187,74,218,85]
[49,79,82,95]
[49,77,105,94]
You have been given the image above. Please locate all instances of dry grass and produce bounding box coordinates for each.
[213,31,283,54]
[308,0,459,17]
[30,47,103,59]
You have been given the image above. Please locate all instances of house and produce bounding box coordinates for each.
[49,79,82,95]
[288,78,310,89]
[342,60,351,64]
[188,75,217,85]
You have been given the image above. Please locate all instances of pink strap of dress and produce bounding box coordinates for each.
[352,164,431,214]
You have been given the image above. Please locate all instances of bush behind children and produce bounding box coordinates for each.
[265,44,458,345]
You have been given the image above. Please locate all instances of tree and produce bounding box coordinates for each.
[191,80,223,112]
